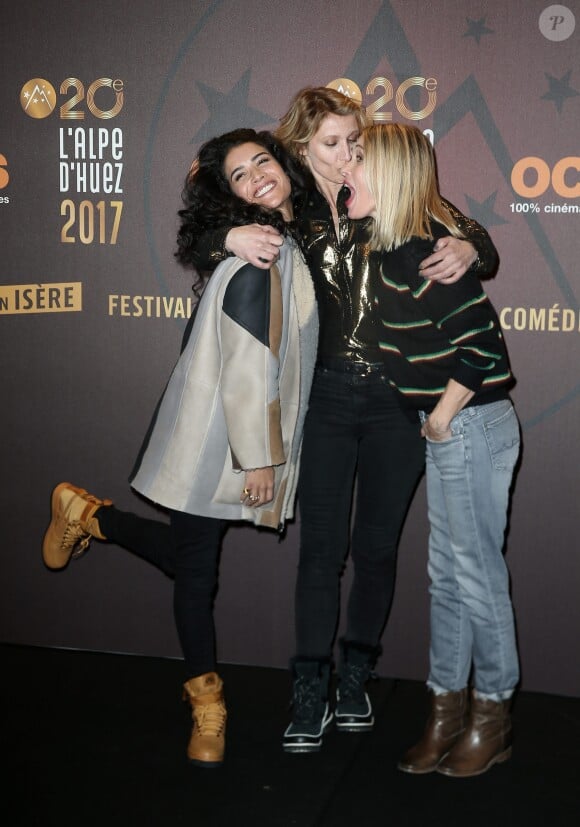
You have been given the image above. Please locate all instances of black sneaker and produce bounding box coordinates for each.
[335,687,374,732]
[283,659,333,753]
[335,640,378,732]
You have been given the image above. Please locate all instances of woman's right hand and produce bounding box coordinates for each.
[225,224,284,268]
[240,467,275,507]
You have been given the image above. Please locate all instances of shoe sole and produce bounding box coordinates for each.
[335,717,374,733]
[187,757,224,769]
[397,760,442,775]
[42,482,76,570]
[437,746,512,778]
[283,743,323,754]
[283,713,334,754]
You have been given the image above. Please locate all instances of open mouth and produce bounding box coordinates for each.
[343,185,353,207]
[255,182,275,198]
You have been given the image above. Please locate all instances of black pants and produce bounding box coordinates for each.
[295,366,425,657]
[97,506,225,678]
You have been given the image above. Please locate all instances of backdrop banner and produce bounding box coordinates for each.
[1,0,578,696]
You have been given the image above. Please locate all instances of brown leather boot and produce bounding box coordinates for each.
[437,693,512,777]
[398,688,468,774]
[183,673,226,768]
[42,483,112,570]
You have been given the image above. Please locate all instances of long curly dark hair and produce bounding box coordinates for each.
[176,128,311,271]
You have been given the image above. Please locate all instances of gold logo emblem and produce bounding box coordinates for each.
[326,78,363,103]
[20,78,56,119]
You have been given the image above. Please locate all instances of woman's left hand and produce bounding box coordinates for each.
[421,417,452,442]
[422,380,474,441]
[240,467,275,507]
[418,237,478,284]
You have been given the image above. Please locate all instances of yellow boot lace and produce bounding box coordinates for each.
[193,701,226,737]
[61,521,93,559]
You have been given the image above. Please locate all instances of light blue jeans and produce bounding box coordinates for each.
[420,399,520,700]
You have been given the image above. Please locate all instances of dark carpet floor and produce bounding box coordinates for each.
[2,645,579,826]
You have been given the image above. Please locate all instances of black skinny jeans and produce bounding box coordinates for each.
[97,506,225,678]
[295,366,425,657]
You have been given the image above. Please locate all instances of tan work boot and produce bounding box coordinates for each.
[398,688,468,774]
[437,692,512,778]
[183,673,226,768]
[42,482,112,570]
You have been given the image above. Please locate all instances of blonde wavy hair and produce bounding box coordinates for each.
[362,123,463,251]
[275,86,368,163]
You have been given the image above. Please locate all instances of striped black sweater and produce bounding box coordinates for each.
[375,221,513,412]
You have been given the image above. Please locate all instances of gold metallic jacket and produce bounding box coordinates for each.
[292,186,498,368]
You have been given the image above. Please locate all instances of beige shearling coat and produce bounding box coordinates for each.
[131,239,318,529]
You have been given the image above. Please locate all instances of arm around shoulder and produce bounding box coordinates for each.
[443,199,499,278]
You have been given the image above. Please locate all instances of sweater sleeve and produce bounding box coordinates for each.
[219,262,286,470]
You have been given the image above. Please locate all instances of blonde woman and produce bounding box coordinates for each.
[343,123,520,778]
